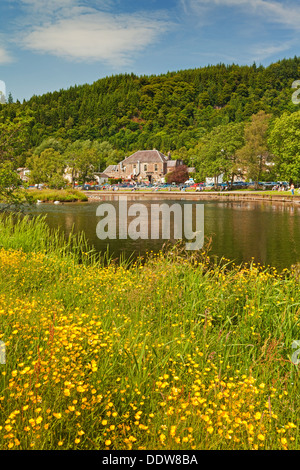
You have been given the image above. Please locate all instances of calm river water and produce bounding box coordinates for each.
[27,197,300,270]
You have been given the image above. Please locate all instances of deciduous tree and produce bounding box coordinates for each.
[236,110,272,187]
[64,140,104,187]
[268,110,300,182]
[193,122,245,188]
[0,161,32,209]
[27,148,66,188]
[165,165,189,184]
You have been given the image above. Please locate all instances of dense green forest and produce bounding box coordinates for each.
[0,56,300,184]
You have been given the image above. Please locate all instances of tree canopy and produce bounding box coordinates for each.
[268,110,300,182]
[236,111,272,186]
[0,56,300,183]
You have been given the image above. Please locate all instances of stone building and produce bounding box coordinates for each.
[104,149,183,183]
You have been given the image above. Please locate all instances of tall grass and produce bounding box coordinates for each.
[0,213,111,266]
[0,216,299,450]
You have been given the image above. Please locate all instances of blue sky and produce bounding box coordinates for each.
[0,0,299,101]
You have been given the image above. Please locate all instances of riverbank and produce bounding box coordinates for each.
[0,214,299,450]
[24,188,299,205]
[85,189,300,204]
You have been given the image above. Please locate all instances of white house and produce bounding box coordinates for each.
[16,167,30,182]
[205,174,224,185]
[94,172,109,184]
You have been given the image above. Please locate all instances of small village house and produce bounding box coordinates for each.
[104,149,184,183]
[16,167,30,182]
[94,172,109,184]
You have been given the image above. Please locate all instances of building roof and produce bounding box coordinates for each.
[167,160,177,167]
[104,165,118,173]
[121,150,167,165]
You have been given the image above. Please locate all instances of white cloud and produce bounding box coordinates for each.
[0,45,13,64]
[17,2,173,65]
[249,40,294,62]
[179,0,300,63]
[18,0,80,14]
[183,0,300,30]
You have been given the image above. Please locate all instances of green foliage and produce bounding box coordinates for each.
[1,228,300,449]
[0,161,32,209]
[0,109,34,166]
[28,148,65,185]
[25,138,119,187]
[7,92,13,104]
[192,122,245,186]
[268,110,300,182]
[64,139,106,186]
[0,58,299,157]
[33,137,67,156]
[165,165,189,184]
[236,110,272,185]
[108,178,122,184]
[29,188,88,203]
[0,57,299,184]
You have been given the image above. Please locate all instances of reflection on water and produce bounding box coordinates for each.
[26,198,300,270]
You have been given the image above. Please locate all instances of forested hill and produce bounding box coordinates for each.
[1,56,300,158]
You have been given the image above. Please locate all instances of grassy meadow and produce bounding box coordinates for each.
[0,214,299,450]
[27,189,88,203]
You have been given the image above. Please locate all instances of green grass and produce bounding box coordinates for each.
[0,213,111,265]
[247,190,295,196]
[28,188,88,203]
[0,215,299,450]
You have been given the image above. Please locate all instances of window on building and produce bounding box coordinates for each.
[144,164,147,171]
[154,164,158,171]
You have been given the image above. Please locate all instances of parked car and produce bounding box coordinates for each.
[230,181,249,189]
